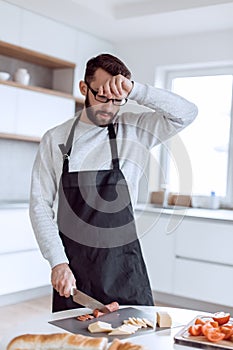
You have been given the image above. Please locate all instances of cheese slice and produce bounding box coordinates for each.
[156,311,172,328]
[88,321,113,333]
[143,317,155,328]
[109,324,138,335]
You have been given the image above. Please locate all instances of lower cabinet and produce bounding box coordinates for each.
[0,250,50,295]
[136,209,233,307]
[174,258,233,306]
[0,208,50,296]
[136,210,175,294]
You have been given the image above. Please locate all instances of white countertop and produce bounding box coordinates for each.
[136,203,233,222]
[0,306,206,350]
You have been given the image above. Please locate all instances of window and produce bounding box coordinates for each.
[154,66,233,207]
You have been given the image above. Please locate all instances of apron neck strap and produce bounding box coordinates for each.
[107,123,119,170]
[59,115,119,172]
[58,114,80,173]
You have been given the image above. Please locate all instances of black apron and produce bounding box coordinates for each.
[53,116,153,312]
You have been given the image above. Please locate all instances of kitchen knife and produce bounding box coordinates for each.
[71,287,110,313]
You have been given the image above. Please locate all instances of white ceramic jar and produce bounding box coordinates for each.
[14,68,30,85]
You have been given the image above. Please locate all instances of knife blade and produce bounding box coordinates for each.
[71,287,110,313]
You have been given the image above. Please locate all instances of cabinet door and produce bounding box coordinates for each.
[0,84,18,133]
[136,211,175,293]
[21,10,76,62]
[0,250,50,295]
[0,209,38,254]
[0,1,21,45]
[16,89,75,137]
[174,258,233,307]
[175,217,233,265]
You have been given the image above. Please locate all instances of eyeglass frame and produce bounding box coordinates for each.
[85,81,128,106]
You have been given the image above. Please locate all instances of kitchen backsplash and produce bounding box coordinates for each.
[0,139,39,202]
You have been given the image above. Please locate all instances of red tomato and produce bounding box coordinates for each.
[188,324,203,336]
[202,322,216,336]
[210,321,219,328]
[195,318,206,326]
[205,328,225,343]
[220,325,233,340]
[213,312,231,325]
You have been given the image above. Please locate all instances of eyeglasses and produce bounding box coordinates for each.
[85,82,128,106]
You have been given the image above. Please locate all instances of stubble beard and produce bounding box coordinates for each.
[85,94,119,127]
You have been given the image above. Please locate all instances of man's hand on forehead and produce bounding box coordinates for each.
[98,74,133,100]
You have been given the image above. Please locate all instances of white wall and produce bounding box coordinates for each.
[115,29,233,84]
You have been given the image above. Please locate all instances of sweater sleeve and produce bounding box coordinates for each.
[124,81,198,149]
[29,130,69,268]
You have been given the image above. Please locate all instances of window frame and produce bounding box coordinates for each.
[156,64,233,208]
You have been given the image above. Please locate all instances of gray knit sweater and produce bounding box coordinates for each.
[29,82,198,268]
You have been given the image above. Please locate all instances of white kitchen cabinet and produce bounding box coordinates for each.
[0,1,21,45]
[173,216,233,307]
[0,85,75,137]
[136,207,233,308]
[174,217,233,265]
[0,208,50,296]
[16,88,75,137]
[21,10,76,62]
[0,85,18,134]
[0,250,50,295]
[136,210,175,294]
[174,258,233,307]
[0,209,38,254]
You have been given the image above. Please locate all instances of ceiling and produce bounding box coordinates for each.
[5,0,233,42]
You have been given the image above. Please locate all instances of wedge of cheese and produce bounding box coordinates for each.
[88,321,113,333]
[156,311,172,328]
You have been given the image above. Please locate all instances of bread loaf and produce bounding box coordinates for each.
[108,338,146,350]
[7,333,108,350]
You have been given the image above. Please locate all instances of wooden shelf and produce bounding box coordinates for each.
[0,40,75,69]
[0,80,84,104]
[0,132,41,143]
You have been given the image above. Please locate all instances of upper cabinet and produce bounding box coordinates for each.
[0,84,18,133]
[21,10,77,62]
[0,1,21,45]
[17,88,75,138]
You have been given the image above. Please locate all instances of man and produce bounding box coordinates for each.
[30,54,198,312]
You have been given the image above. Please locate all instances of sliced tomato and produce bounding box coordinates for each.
[205,328,225,343]
[195,318,206,326]
[213,312,231,325]
[202,322,216,336]
[210,321,219,328]
[220,325,233,340]
[188,324,203,336]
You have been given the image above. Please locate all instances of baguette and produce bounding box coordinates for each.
[108,339,146,350]
[7,333,108,350]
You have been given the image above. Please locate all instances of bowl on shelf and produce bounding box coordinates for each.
[0,71,11,81]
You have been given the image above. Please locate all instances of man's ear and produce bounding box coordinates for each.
[79,80,87,96]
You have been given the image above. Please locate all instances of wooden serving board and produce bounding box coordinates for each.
[174,315,233,349]
[49,307,156,340]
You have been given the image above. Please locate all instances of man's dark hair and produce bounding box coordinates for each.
[84,53,131,84]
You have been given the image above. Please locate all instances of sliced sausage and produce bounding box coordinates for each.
[77,313,94,321]
[105,301,119,313]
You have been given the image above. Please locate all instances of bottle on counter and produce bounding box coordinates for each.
[208,191,220,209]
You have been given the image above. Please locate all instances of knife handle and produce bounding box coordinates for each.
[70,286,77,296]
